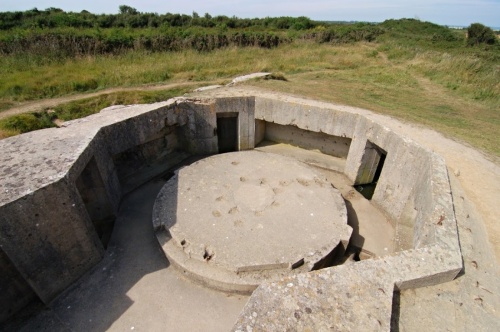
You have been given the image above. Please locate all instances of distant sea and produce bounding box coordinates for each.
[447,25,500,31]
[320,21,500,31]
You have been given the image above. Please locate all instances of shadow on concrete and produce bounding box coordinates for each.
[50,178,170,331]
[390,290,401,332]
[345,199,365,251]
[13,156,208,331]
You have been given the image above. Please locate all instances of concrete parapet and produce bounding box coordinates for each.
[0,91,462,329]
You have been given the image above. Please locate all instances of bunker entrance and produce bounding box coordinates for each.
[354,141,386,200]
[217,113,238,153]
[76,157,116,249]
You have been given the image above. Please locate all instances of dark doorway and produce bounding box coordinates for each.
[354,141,387,200]
[216,113,238,153]
[76,157,116,248]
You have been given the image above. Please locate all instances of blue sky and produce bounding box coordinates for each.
[1,0,499,27]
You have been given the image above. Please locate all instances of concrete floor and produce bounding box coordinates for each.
[11,144,394,331]
[256,142,395,257]
[15,179,247,332]
[154,150,351,293]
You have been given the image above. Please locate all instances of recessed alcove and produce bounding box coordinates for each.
[354,140,387,200]
[75,157,116,249]
[111,125,191,194]
[255,120,352,159]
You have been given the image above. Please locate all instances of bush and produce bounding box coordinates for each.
[0,112,55,133]
[467,23,497,46]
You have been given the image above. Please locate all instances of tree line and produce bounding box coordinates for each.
[0,6,315,30]
[0,7,496,58]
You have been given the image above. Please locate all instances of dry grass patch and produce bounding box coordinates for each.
[0,40,498,156]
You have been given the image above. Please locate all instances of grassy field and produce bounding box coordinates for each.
[0,19,498,157]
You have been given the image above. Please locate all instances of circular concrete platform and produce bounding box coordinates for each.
[153,151,352,293]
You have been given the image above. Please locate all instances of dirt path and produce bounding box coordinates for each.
[0,81,210,120]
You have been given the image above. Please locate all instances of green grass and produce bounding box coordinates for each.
[0,87,193,138]
[0,20,498,157]
[0,112,56,137]
[53,88,192,121]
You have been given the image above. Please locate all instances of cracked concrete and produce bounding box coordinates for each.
[1,87,495,330]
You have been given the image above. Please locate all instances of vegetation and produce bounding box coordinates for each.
[467,23,497,46]
[0,7,316,30]
[0,8,498,157]
[0,112,55,135]
[53,87,192,121]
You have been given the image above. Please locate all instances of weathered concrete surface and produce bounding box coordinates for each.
[233,244,462,331]
[233,262,395,332]
[0,101,186,310]
[254,142,395,257]
[0,96,258,321]
[153,151,351,293]
[190,88,464,330]
[1,88,468,329]
[0,250,37,322]
[264,121,352,158]
[396,172,500,331]
[7,179,247,332]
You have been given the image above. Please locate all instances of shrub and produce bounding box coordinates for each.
[467,23,497,46]
[0,112,55,133]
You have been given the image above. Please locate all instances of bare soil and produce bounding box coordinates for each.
[0,82,210,120]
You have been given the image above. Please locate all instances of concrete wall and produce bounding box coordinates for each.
[0,178,104,304]
[0,249,37,322]
[255,97,358,139]
[172,97,255,154]
[75,157,116,248]
[0,93,462,327]
[0,97,257,322]
[215,97,255,151]
[253,96,435,225]
[251,96,457,254]
[112,126,187,194]
[255,120,266,146]
[227,93,462,331]
[263,122,351,158]
[345,116,434,223]
[0,101,187,321]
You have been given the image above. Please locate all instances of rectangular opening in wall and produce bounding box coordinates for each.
[259,122,352,158]
[354,141,387,200]
[217,112,239,153]
[112,125,190,193]
[76,157,116,249]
